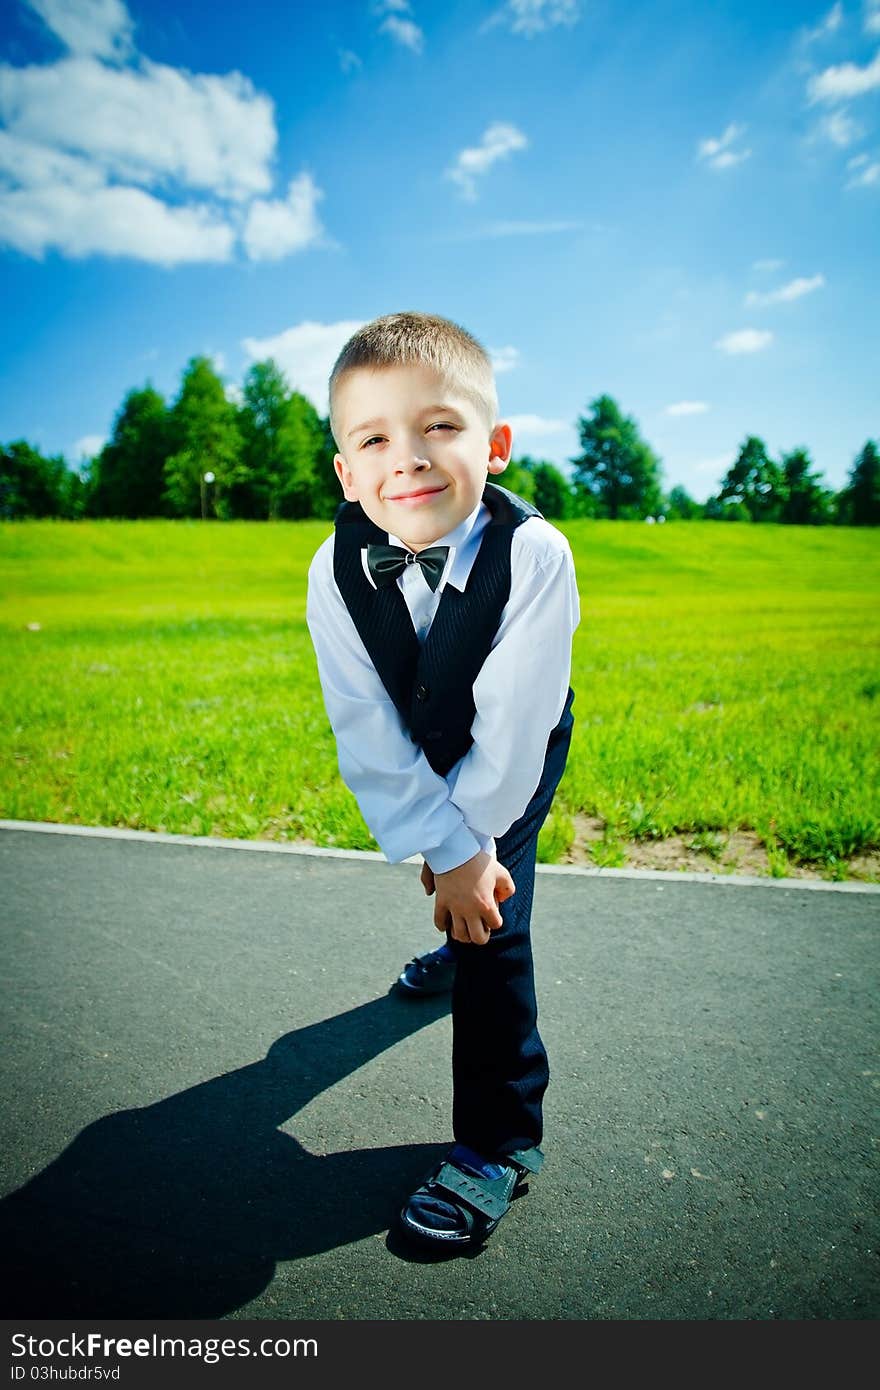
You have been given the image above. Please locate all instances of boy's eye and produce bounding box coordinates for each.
[427,422,456,433]
[361,436,384,448]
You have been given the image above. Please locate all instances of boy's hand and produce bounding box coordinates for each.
[432,851,516,945]
[420,861,435,896]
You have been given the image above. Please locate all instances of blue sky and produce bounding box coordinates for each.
[0,0,877,501]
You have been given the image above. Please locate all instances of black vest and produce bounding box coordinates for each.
[333,483,541,775]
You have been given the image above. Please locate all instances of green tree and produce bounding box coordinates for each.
[717,436,785,522]
[498,457,537,505]
[232,359,290,519]
[276,391,331,519]
[0,440,68,518]
[571,395,663,519]
[233,361,338,520]
[164,357,242,518]
[779,447,833,525]
[511,454,571,517]
[59,466,88,519]
[312,416,345,520]
[704,495,751,522]
[89,386,170,517]
[665,485,702,520]
[836,440,880,526]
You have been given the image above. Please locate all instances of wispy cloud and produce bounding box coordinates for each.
[26,0,134,61]
[446,122,528,200]
[0,0,327,265]
[865,1,880,37]
[696,123,751,170]
[752,258,785,272]
[375,1,424,54]
[73,432,106,459]
[816,107,866,145]
[694,451,737,478]
[664,401,709,417]
[242,320,365,414]
[846,151,880,184]
[338,49,363,74]
[439,218,582,241]
[489,346,520,374]
[801,2,844,44]
[482,0,581,38]
[808,48,880,102]
[505,413,569,435]
[745,274,825,307]
[715,329,774,354]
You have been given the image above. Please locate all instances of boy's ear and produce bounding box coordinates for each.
[487,422,513,477]
[333,453,359,501]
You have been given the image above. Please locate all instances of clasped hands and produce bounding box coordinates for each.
[420,849,515,945]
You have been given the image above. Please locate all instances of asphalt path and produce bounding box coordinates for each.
[0,825,877,1321]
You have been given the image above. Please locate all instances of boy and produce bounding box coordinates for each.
[306,312,578,1250]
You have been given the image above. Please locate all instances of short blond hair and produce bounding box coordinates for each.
[329,311,499,447]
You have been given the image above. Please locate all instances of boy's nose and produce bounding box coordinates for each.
[394,452,431,473]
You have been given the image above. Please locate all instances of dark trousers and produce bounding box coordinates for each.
[448,690,574,1158]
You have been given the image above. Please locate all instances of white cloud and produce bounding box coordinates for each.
[715,329,774,354]
[846,153,880,184]
[380,17,424,52]
[438,218,582,242]
[808,48,880,102]
[696,123,751,170]
[802,3,844,43]
[446,122,528,200]
[752,258,784,272]
[0,158,234,263]
[375,1,424,53]
[0,55,276,201]
[866,2,880,36]
[73,433,106,459]
[338,49,363,74]
[505,413,569,434]
[745,274,825,307]
[243,173,324,261]
[0,21,330,266]
[489,346,520,373]
[482,1,581,37]
[26,0,134,61]
[241,320,365,415]
[817,107,865,145]
[480,218,581,236]
[664,401,709,417]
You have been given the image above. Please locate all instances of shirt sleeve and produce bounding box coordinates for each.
[306,536,485,871]
[441,519,580,848]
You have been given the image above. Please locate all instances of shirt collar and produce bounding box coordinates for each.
[387,500,488,594]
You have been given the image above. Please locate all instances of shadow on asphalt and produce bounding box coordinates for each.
[1,991,451,1318]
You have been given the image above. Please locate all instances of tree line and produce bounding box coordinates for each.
[1,357,877,525]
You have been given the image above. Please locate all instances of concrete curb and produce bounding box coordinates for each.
[2,818,877,893]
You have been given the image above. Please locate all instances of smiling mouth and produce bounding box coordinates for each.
[386,485,448,504]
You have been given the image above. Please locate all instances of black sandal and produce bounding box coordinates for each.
[398,1146,543,1249]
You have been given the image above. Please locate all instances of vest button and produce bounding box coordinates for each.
[415,684,429,702]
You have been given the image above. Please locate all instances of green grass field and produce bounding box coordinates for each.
[1,519,878,881]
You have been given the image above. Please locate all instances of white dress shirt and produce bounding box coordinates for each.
[306,500,580,874]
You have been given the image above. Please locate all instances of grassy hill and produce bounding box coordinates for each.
[1,518,877,881]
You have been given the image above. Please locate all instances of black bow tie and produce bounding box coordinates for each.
[366,543,450,593]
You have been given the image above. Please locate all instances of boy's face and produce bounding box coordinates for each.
[332,363,512,551]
